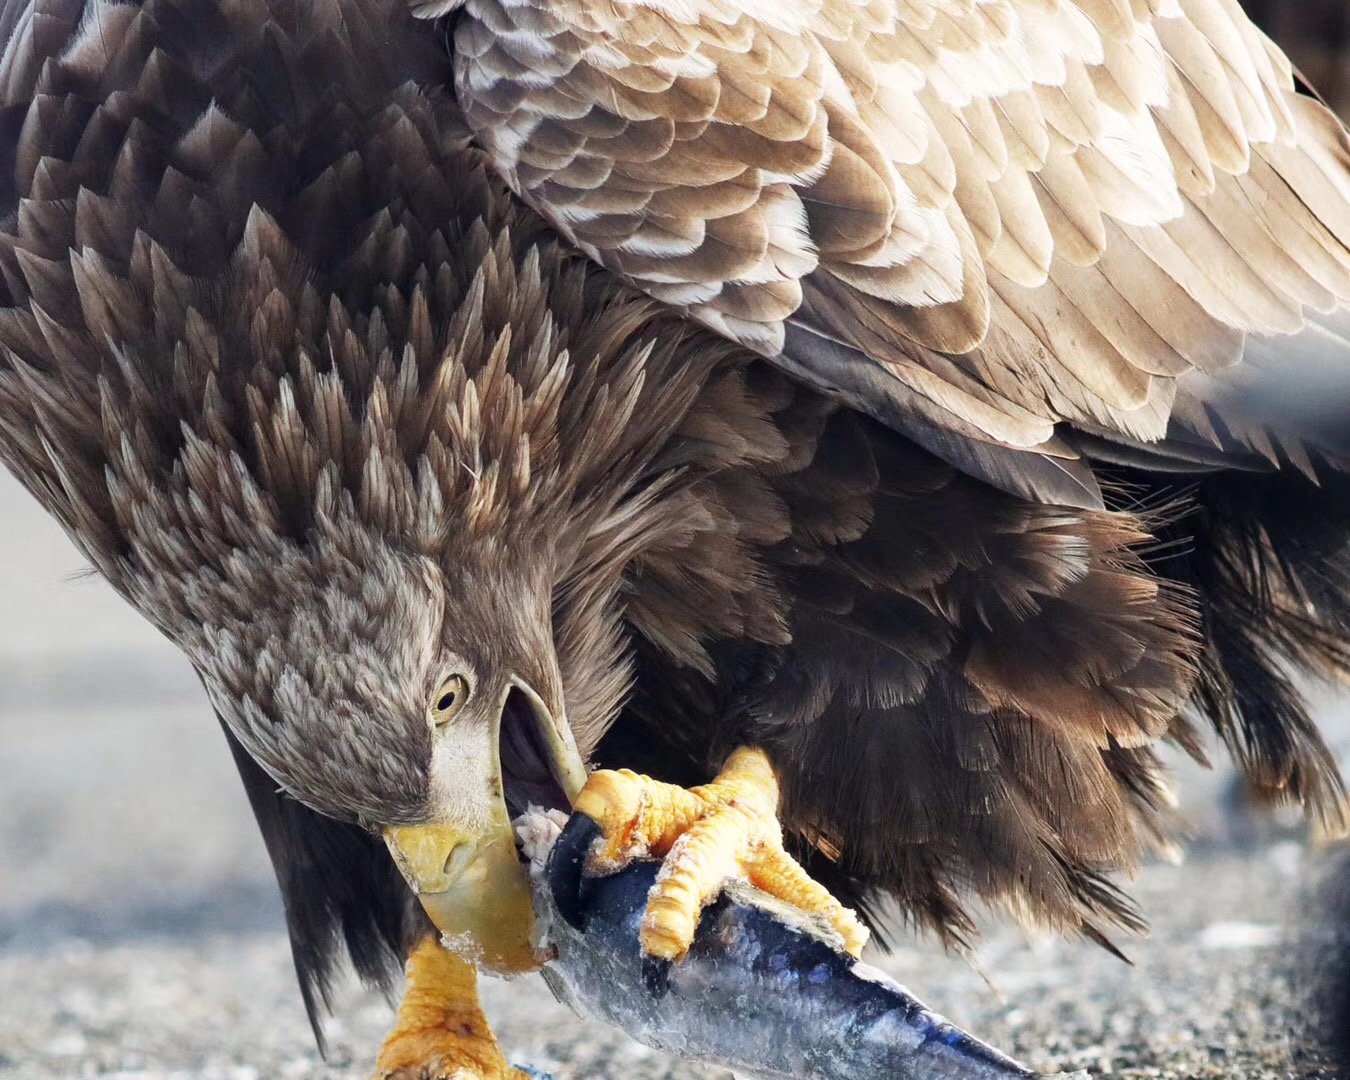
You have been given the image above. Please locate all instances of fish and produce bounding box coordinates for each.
[513,809,1084,1080]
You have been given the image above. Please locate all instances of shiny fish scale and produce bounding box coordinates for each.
[532,813,1082,1080]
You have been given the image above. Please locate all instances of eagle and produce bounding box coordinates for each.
[0,0,1347,1074]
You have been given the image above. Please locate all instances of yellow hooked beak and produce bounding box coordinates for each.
[382,678,586,974]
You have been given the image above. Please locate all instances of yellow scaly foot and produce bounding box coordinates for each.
[372,933,528,1080]
[572,746,868,962]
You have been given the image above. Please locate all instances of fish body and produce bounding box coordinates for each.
[526,813,1073,1080]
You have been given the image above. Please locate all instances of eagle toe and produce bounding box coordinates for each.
[574,747,868,962]
[372,936,527,1080]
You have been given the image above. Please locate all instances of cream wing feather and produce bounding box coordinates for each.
[430,0,1350,504]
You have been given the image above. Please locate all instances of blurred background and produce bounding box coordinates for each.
[4,5,1350,1080]
[1245,0,1350,116]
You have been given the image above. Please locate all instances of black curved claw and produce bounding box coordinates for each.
[546,811,602,932]
[641,953,672,1000]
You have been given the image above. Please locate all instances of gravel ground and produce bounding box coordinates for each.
[0,478,1348,1080]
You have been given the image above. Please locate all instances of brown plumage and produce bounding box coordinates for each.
[0,0,1346,1057]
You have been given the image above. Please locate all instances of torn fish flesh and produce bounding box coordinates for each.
[515,809,1084,1080]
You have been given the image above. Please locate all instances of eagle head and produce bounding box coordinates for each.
[183,507,587,971]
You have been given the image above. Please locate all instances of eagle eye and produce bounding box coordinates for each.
[431,674,469,725]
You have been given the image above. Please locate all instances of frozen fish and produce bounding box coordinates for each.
[515,810,1082,1080]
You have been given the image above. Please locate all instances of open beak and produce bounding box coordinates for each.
[382,677,586,974]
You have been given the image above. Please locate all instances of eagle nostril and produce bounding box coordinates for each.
[442,840,478,884]
[383,825,483,894]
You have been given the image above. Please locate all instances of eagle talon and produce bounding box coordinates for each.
[375,1065,532,1080]
[573,747,869,962]
[372,935,528,1080]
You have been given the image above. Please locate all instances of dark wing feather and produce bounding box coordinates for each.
[609,364,1348,948]
[224,719,416,1050]
[605,372,1190,944]
[1149,466,1350,818]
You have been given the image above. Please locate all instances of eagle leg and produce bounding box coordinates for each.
[573,747,869,961]
[372,933,527,1080]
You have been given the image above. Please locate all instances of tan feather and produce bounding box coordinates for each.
[447,0,1350,495]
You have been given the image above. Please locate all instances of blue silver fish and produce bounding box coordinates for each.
[517,810,1082,1080]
